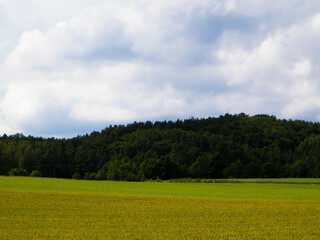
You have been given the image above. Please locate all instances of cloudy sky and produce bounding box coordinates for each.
[1,0,320,137]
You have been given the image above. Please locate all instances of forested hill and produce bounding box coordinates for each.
[1,113,320,180]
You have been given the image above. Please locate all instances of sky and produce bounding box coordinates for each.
[1,0,320,138]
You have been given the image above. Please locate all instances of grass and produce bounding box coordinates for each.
[1,190,320,239]
[1,176,320,201]
[168,177,320,184]
[1,176,320,239]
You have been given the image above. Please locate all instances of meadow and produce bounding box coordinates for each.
[1,176,320,239]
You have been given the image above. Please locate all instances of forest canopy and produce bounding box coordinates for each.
[1,113,320,180]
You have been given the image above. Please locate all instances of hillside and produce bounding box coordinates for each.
[1,113,320,180]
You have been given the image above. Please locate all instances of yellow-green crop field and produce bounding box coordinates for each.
[1,177,320,239]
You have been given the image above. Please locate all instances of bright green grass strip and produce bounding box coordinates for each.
[1,176,320,201]
[168,178,320,184]
[236,178,320,184]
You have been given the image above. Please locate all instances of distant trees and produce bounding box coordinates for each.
[30,170,42,177]
[72,173,81,180]
[0,114,320,180]
[8,168,28,176]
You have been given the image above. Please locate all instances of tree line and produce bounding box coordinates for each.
[1,113,320,180]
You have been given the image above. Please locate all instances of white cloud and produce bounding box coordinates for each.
[0,0,108,30]
[214,11,320,120]
[289,59,312,77]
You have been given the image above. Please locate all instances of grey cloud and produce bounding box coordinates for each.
[184,14,257,44]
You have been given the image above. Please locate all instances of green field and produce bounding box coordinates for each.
[1,177,320,239]
[1,176,320,200]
